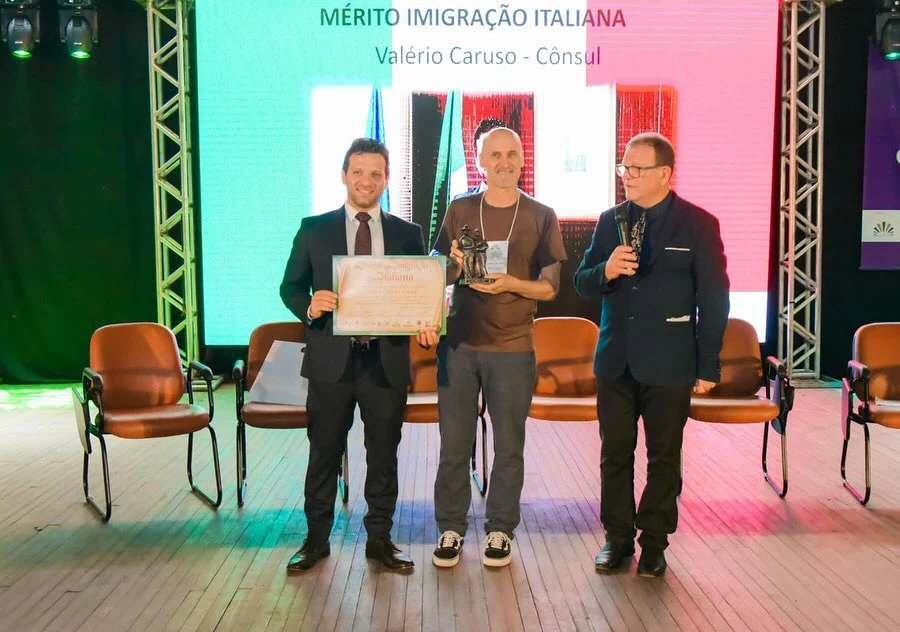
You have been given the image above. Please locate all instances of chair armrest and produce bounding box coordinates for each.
[81,368,105,430]
[233,359,246,407]
[189,360,214,382]
[845,360,871,412]
[82,367,105,412]
[847,360,870,381]
[764,356,794,414]
[186,360,215,421]
[82,367,104,394]
[765,356,787,378]
[233,359,246,419]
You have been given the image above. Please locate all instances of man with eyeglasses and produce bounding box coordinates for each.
[574,132,729,577]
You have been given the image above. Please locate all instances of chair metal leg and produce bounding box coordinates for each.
[339,445,350,504]
[236,422,247,507]
[841,418,871,505]
[83,433,112,521]
[471,410,489,497]
[187,426,223,508]
[762,420,788,498]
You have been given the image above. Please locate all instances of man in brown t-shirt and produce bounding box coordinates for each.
[431,128,567,568]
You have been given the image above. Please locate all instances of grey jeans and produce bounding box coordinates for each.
[433,342,536,538]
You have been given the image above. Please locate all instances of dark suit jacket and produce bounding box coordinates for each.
[574,193,730,387]
[280,207,427,387]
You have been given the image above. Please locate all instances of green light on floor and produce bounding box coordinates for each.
[12,50,32,59]
[71,51,91,59]
[0,385,78,411]
[886,51,900,61]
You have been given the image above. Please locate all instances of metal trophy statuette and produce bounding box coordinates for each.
[458,224,494,285]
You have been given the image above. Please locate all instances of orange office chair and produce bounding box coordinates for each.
[528,317,600,422]
[76,323,221,521]
[470,317,600,495]
[687,318,794,497]
[406,339,489,495]
[404,338,440,424]
[841,323,900,505]
[233,321,349,507]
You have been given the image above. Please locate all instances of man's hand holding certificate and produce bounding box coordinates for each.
[332,256,447,336]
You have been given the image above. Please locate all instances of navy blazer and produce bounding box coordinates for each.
[574,193,730,387]
[280,207,426,387]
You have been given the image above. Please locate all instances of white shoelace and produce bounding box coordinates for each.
[438,531,462,548]
[485,532,510,549]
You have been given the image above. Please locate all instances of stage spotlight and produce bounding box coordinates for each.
[58,0,98,60]
[64,14,92,58]
[875,0,900,61]
[1,1,41,59]
[882,20,900,60]
[7,15,33,58]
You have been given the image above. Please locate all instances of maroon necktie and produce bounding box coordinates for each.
[355,212,372,255]
[352,213,374,344]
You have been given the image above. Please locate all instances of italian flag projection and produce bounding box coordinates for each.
[195,0,779,345]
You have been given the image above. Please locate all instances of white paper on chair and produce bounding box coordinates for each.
[246,341,308,406]
[72,388,89,453]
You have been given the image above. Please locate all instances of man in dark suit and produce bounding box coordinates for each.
[280,138,437,573]
[574,133,729,577]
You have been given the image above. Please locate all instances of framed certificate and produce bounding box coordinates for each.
[332,255,447,336]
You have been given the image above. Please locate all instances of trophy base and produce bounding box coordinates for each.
[462,277,495,285]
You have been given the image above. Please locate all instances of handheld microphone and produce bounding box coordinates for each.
[614,207,630,247]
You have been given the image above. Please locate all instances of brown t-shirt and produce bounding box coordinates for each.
[434,192,567,352]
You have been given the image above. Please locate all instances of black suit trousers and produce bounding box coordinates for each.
[597,369,691,550]
[304,343,407,543]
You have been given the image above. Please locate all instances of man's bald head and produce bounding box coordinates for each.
[478,127,524,192]
[477,127,522,157]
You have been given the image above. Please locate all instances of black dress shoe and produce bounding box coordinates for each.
[594,541,635,573]
[637,549,667,578]
[365,538,415,572]
[286,539,330,572]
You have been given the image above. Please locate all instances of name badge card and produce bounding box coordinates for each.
[485,241,509,274]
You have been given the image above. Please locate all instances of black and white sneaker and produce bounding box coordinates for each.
[482,531,512,567]
[432,530,464,567]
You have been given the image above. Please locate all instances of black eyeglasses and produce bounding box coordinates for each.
[615,163,665,178]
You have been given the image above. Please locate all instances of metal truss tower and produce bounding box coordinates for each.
[779,0,828,384]
[148,0,198,365]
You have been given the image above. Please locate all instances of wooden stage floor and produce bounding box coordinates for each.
[1,385,899,631]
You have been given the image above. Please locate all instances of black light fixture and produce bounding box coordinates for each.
[1,1,41,59]
[58,0,98,60]
[876,0,900,61]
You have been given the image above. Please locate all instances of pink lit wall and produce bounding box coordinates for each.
[588,0,780,293]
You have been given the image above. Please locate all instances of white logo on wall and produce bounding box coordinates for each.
[873,221,895,238]
[861,210,900,243]
[896,148,900,165]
